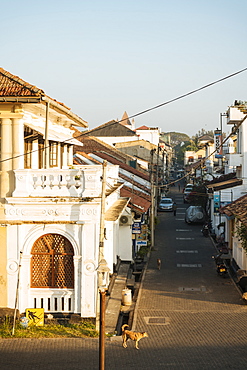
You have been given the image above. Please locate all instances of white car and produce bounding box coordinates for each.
[183,184,194,203]
[158,198,174,211]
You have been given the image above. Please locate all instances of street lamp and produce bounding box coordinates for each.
[97,259,110,370]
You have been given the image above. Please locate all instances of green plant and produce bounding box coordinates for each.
[235,221,247,254]
[137,246,149,258]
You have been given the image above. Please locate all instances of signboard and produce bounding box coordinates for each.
[136,224,148,240]
[132,221,141,234]
[214,130,223,158]
[25,308,44,326]
[136,240,148,247]
[214,194,221,213]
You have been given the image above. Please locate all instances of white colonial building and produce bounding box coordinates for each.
[0,68,129,318]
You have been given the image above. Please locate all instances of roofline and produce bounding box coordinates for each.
[42,96,88,127]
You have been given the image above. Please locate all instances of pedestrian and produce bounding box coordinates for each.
[173,202,177,216]
[178,184,181,192]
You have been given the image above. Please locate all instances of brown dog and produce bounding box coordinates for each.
[157,258,161,270]
[122,324,148,350]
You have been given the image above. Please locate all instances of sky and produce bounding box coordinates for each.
[2,0,247,137]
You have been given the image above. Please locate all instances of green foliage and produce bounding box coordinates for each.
[160,132,190,147]
[0,318,98,338]
[186,184,208,209]
[235,222,247,254]
[137,246,149,258]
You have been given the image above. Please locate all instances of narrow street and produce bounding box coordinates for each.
[1,184,247,369]
[125,185,247,369]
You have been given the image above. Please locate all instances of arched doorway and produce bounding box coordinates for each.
[30,233,75,312]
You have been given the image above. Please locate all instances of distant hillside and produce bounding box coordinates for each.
[160,132,190,147]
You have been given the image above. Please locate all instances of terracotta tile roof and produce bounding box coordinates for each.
[120,186,151,213]
[0,68,88,127]
[73,133,149,176]
[220,194,247,227]
[0,67,44,97]
[74,151,102,165]
[136,125,150,130]
[119,173,150,194]
[92,151,150,181]
[205,173,242,191]
[206,178,242,191]
[73,133,133,163]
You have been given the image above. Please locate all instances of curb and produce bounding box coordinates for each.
[131,250,151,331]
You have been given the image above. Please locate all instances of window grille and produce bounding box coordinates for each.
[31,234,74,288]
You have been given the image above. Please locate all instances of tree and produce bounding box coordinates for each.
[187,184,208,210]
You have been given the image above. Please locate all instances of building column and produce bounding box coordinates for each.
[73,255,81,313]
[68,145,73,167]
[12,118,24,170]
[1,118,12,198]
[57,142,61,168]
[62,144,68,168]
[32,140,39,169]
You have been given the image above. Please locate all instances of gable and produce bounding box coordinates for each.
[84,120,137,137]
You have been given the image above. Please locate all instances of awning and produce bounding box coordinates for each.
[120,187,151,213]
[206,178,242,191]
[104,198,130,221]
[25,123,83,146]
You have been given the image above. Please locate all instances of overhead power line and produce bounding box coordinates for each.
[0,67,247,164]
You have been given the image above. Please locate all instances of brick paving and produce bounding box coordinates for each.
[1,184,247,369]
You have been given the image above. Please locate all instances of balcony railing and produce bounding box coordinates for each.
[29,288,74,313]
[12,167,103,198]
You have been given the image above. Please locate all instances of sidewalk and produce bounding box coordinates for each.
[105,262,130,334]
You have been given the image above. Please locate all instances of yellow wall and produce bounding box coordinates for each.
[0,226,7,306]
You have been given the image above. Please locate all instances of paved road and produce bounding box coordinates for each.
[1,185,247,369]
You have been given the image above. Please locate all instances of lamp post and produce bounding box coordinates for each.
[97,259,110,370]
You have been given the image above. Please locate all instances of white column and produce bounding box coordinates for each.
[32,140,39,169]
[62,144,68,168]
[68,145,73,167]
[12,118,24,170]
[1,118,12,198]
[73,255,81,313]
[57,142,61,168]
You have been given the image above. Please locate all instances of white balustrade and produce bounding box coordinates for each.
[30,289,74,313]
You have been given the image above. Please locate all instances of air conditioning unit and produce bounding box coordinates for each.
[119,215,132,226]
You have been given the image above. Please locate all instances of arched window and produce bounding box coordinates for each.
[31,234,74,288]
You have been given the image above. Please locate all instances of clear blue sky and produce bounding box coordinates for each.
[2,0,247,136]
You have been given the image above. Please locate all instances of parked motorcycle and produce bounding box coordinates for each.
[212,254,228,277]
[202,223,209,237]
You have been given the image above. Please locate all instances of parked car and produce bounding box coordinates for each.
[185,206,206,224]
[158,197,174,211]
[183,184,194,203]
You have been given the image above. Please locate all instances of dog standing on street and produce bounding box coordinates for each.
[122,324,148,350]
[157,258,162,270]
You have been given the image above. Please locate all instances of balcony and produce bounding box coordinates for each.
[227,107,245,125]
[12,167,103,198]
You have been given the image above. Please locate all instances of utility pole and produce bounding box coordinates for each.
[99,160,107,260]
[155,144,160,216]
[97,160,108,370]
[150,149,155,249]
[96,160,107,332]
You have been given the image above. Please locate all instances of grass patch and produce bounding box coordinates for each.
[0,318,99,338]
